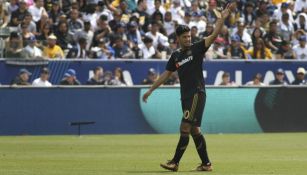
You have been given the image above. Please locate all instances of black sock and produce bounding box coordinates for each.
[192,133,210,164]
[172,134,189,164]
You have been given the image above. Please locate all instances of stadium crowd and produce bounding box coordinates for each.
[0,0,306,60]
[0,0,307,86]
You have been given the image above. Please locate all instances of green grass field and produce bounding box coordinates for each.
[0,133,306,175]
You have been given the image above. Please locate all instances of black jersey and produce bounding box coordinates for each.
[166,40,209,99]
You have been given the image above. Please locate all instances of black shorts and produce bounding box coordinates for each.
[181,92,206,127]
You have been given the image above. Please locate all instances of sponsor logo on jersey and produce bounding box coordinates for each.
[176,56,193,68]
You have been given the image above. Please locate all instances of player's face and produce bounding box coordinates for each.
[178,32,191,48]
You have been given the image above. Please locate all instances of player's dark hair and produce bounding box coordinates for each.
[176,25,190,36]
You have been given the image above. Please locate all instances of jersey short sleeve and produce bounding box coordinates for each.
[166,53,177,72]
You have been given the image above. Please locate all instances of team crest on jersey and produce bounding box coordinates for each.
[176,56,193,68]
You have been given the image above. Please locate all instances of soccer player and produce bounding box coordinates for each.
[142,3,235,172]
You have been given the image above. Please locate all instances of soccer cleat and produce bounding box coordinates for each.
[195,162,213,171]
[160,160,179,172]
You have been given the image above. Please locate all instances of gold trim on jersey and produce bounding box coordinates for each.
[189,93,199,121]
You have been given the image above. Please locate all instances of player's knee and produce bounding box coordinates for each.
[180,122,191,136]
[191,127,201,136]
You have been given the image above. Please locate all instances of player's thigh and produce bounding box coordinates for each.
[181,92,206,127]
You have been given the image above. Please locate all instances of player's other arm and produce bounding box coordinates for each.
[142,70,173,103]
[204,3,235,48]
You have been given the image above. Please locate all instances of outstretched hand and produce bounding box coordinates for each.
[214,2,236,20]
[142,90,152,103]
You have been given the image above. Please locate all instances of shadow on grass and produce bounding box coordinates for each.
[126,170,203,174]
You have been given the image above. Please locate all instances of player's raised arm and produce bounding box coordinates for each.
[204,3,236,48]
[142,70,173,103]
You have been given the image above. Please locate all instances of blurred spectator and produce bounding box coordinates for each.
[5,32,23,58]
[256,0,268,16]
[205,38,227,59]
[191,12,207,34]
[75,20,94,51]
[292,30,306,46]
[278,13,294,41]
[145,21,169,51]
[204,0,218,24]
[225,1,240,28]
[148,0,165,15]
[132,0,150,31]
[8,0,29,27]
[36,13,52,35]
[11,68,32,85]
[258,13,270,32]
[108,10,123,32]
[164,11,175,36]
[93,40,114,59]
[32,67,52,86]
[245,38,272,59]
[242,2,256,30]
[37,24,51,48]
[251,27,264,46]
[219,72,235,86]
[43,34,65,59]
[142,68,157,85]
[102,71,113,85]
[0,2,9,28]
[20,22,35,46]
[168,35,178,53]
[273,2,294,24]
[87,66,104,85]
[67,9,84,35]
[48,0,64,26]
[181,11,193,28]
[151,6,164,23]
[245,73,265,86]
[292,67,306,85]
[126,21,142,58]
[28,0,48,23]
[112,35,134,59]
[109,22,128,47]
[21,35,43,59]
[190,0,204,18]
[88,1,114,28]
[294,13,307,32]
[92,14,111,47]
[232,22,252,49]
[60,69,81,85]
[294,0,307,13]
[275,40,295,59]
[7,0,19,15]
[170,0,184,24]
[55,22,75,50]
[269,68,287,85]
[67,37,88,59]
[191,26,201,43]
[293,35,307,59]
[264,20,283,53]
[199,23,214,38]
[110,67,126,86]
[226,35,246,59]
[19,13,37,34]
[219,26,230,47]
[140,36,159,59]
